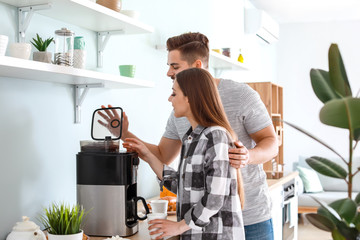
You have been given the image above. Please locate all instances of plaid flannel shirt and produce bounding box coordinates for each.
[160,125,245,240]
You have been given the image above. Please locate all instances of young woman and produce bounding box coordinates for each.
[123,68,245,240]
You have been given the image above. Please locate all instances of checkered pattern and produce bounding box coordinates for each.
[160,125,245,240]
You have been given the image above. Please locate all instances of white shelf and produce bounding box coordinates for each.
[0,56,154,88]
[0,0,154,34]
[210,51,248,70]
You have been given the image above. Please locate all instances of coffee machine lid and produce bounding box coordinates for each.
[91,107,123,141]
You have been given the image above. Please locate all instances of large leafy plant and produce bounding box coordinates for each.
[39,202,89,235]
[285,44,360,240]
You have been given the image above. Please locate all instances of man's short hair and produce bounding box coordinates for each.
[166,32,209,69]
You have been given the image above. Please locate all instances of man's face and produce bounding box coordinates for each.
[167,50,194,80]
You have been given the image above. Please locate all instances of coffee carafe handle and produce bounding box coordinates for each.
[134,196,149,220]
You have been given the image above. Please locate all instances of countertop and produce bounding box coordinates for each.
[266,171,299,190]
[89,172,299,240]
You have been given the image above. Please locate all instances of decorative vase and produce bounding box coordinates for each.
[8,43,31,60]
[33,51,52,63]
[47,230,83,240]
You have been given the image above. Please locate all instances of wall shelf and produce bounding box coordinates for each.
[210,51,248,77]
[0,0,155,123]
[0,56,154,123]
[0,0,154,34]
[0,56,154,88]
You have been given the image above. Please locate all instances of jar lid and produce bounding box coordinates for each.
[55,28,74,36]
[12,216,40,232]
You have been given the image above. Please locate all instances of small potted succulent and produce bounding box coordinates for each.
[39,202,89,240]
[31,34,53,63]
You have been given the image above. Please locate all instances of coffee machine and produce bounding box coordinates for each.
[77,107,149,237]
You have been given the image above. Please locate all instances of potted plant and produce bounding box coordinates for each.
[284,44,360,240]
[31,34,53,63]
[39,202,89,240]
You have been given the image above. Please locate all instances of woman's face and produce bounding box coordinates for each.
[168,80,190,118]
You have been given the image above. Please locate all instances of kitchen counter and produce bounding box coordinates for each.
[90,172,299,240]
[89,214,177,240]
[267,171,298,191]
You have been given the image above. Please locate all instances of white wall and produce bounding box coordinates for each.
[277,20,360,173]
[0,0,280,237]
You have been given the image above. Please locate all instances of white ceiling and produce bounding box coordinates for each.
[249,0,360,23]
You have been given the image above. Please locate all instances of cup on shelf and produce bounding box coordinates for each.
[212,49,221,54]
[8,43,32,60]
[119,64,136,78]
[147,213,167,240]
[222,48,231,57]
[73,36,86,69]
[0,35,9,56]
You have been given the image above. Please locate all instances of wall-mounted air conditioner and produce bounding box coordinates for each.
[245,8,279,44]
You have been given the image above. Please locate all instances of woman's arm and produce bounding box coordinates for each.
[122,138,164,179]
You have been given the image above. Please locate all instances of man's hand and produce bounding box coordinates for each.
[148,219,190,239]
[228,141,250,168]
[98,104,129,139]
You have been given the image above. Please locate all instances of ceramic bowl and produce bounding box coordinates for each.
[8,43,32,60]
[120,10,140,19]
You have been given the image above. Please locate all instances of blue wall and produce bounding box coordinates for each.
[0,0,278,237]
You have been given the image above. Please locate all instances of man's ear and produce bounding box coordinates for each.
[193,59,203,68]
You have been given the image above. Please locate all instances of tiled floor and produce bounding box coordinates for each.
[298,215,332,240]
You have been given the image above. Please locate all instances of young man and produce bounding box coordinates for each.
[103,32,278,240]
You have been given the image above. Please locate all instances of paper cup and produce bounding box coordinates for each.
[147,213,167,240]
[150,200,168,214]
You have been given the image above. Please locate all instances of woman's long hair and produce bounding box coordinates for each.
[175,68,245,209]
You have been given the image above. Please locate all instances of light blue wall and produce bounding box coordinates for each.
[0,0,278,237]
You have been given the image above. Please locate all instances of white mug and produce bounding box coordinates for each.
[8,43,31,60]
[150,200,168,214]
[147,213,167,240]
[0,35,9,56]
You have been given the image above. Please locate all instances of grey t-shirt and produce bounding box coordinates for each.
[163,79,273,226]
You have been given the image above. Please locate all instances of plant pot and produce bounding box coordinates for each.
[48,230,83,240]
[33,51,52,63]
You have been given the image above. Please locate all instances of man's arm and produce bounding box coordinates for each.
[229,125,278,167]
[248,125,278,165]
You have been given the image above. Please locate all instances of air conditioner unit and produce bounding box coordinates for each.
[245,9,279,44]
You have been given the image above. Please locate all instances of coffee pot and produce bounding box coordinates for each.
[77,107,149,237]
[6,216,46,240]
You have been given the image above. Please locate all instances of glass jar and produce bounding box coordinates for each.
[54,28,74,66]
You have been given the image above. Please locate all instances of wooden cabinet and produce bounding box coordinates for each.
[247,82,283,179]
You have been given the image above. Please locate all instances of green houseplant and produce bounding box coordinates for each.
[285,44,360,240]
[39,202,88,240]
[31,34,53,63]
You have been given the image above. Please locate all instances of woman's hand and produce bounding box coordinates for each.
[98,104,129,139]
[148,219,190,239]
[122,138,152,163]
[228,141,250,168]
